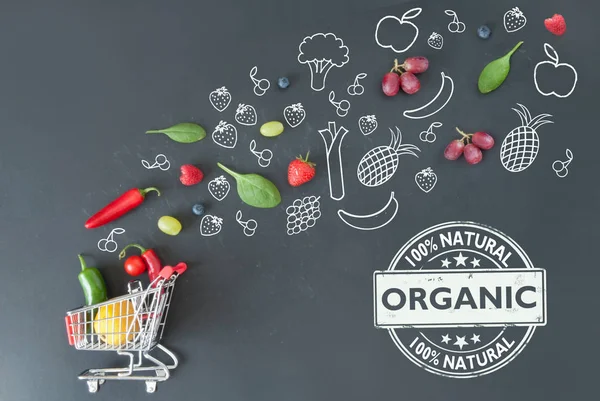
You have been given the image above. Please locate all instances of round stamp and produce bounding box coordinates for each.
[373,222,547,378]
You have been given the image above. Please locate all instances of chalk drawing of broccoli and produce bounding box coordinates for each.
[298,32,350,92]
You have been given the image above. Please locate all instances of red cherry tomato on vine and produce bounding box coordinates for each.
[124,255,147,277]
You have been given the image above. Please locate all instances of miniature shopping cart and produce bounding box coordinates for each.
[65,263,187,393]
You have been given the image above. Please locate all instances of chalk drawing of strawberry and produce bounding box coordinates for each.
[235,103,257,126]
[209,86,232,112]
[200,215,223,236]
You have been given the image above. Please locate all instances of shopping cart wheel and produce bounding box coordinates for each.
[87,380,100,393]
[145,381,157,393]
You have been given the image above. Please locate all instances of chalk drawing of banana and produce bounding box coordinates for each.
[403,72,454,119]
[337,192,399,231]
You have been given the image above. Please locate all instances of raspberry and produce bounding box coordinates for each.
[544,14,566,36]
[179,164,204,186]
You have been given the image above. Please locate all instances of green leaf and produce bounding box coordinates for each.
[146,123,206,143]
[217,163,281,208]
[478,41,523,94]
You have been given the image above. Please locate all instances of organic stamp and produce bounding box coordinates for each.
[374,222,547,378]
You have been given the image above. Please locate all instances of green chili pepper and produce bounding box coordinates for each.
[77,254,108,306]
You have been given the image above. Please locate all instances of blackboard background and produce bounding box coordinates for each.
[1,0,598,400]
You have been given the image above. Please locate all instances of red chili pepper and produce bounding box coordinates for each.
[85,187,160,229]
[119,243,162,286]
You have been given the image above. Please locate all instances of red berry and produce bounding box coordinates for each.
[544,14,566,36]
[382,72,400,96]
[400,72,420,94]
[179,164,204,186]
[444,139,465,160]
[288,153,316,187]
[464,144,483,165]
[403,56,429,74]
[472,131,495,150]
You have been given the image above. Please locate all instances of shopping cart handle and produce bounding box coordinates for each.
[158,262,187,280]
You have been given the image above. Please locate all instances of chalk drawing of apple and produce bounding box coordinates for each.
[534,43,578,98]
[375,8,422,53]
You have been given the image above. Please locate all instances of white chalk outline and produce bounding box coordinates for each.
[212,120,238,149]
[249,66,270,97]
[298,32,349,92]
[200,214,223,237]
[500,103,553,173]
[347,73,367,96]
[97,228,125,253]
[445,10,466,33]
[337,191,399,231]
[208,86,232,112]
[358,115,378,136]
[283,103,306,128]
[236,210,258,237]
[249,139,273,168]
[328,91,350,117]
[141,154,170,171]
[208,175,230,201]
[419,122,442,143]
[415,167,437,193]
[234,103,257,126]
[552,149,573,178]
[427,32,443,50]
[403,72,454,120]
[375,8,422,53]
[503,7,527,33]
[534,43,578,99]
[318,122,349,201]
[357,127,420,187]
[286,196,322,236]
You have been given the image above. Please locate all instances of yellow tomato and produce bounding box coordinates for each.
[93,300,139,346]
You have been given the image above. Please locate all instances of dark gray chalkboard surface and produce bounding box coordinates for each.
[1,0,598,400]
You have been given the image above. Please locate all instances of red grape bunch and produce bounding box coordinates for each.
[444,127,495,165]
[382,57,429,96]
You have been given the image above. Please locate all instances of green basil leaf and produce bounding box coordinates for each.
[217,163,281,208]
[146,123,206,143]
[478,41,523,94]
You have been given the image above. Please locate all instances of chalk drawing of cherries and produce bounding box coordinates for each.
[375,8,422,53]
[534,44,578,99]
[444,10,466,33]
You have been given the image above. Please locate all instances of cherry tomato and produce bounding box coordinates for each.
[124,255,146,276]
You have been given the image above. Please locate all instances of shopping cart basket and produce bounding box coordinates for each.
[65,263,187,393]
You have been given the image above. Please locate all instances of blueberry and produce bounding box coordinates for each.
[477,25,491,39]
[192,203,205,216]
[277,77,290,89]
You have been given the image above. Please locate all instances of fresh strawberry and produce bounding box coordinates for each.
[283,103,306,128]
[200,215,223,236]
[212,120,237,148]
[544,14,566,36]
[209,86,232,112]
[288,153,316,187]
[234,103,257,126]
[358,115,378,136]
[180,164,204,186]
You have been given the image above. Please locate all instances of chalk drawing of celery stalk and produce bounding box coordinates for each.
[318,122,349,201]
